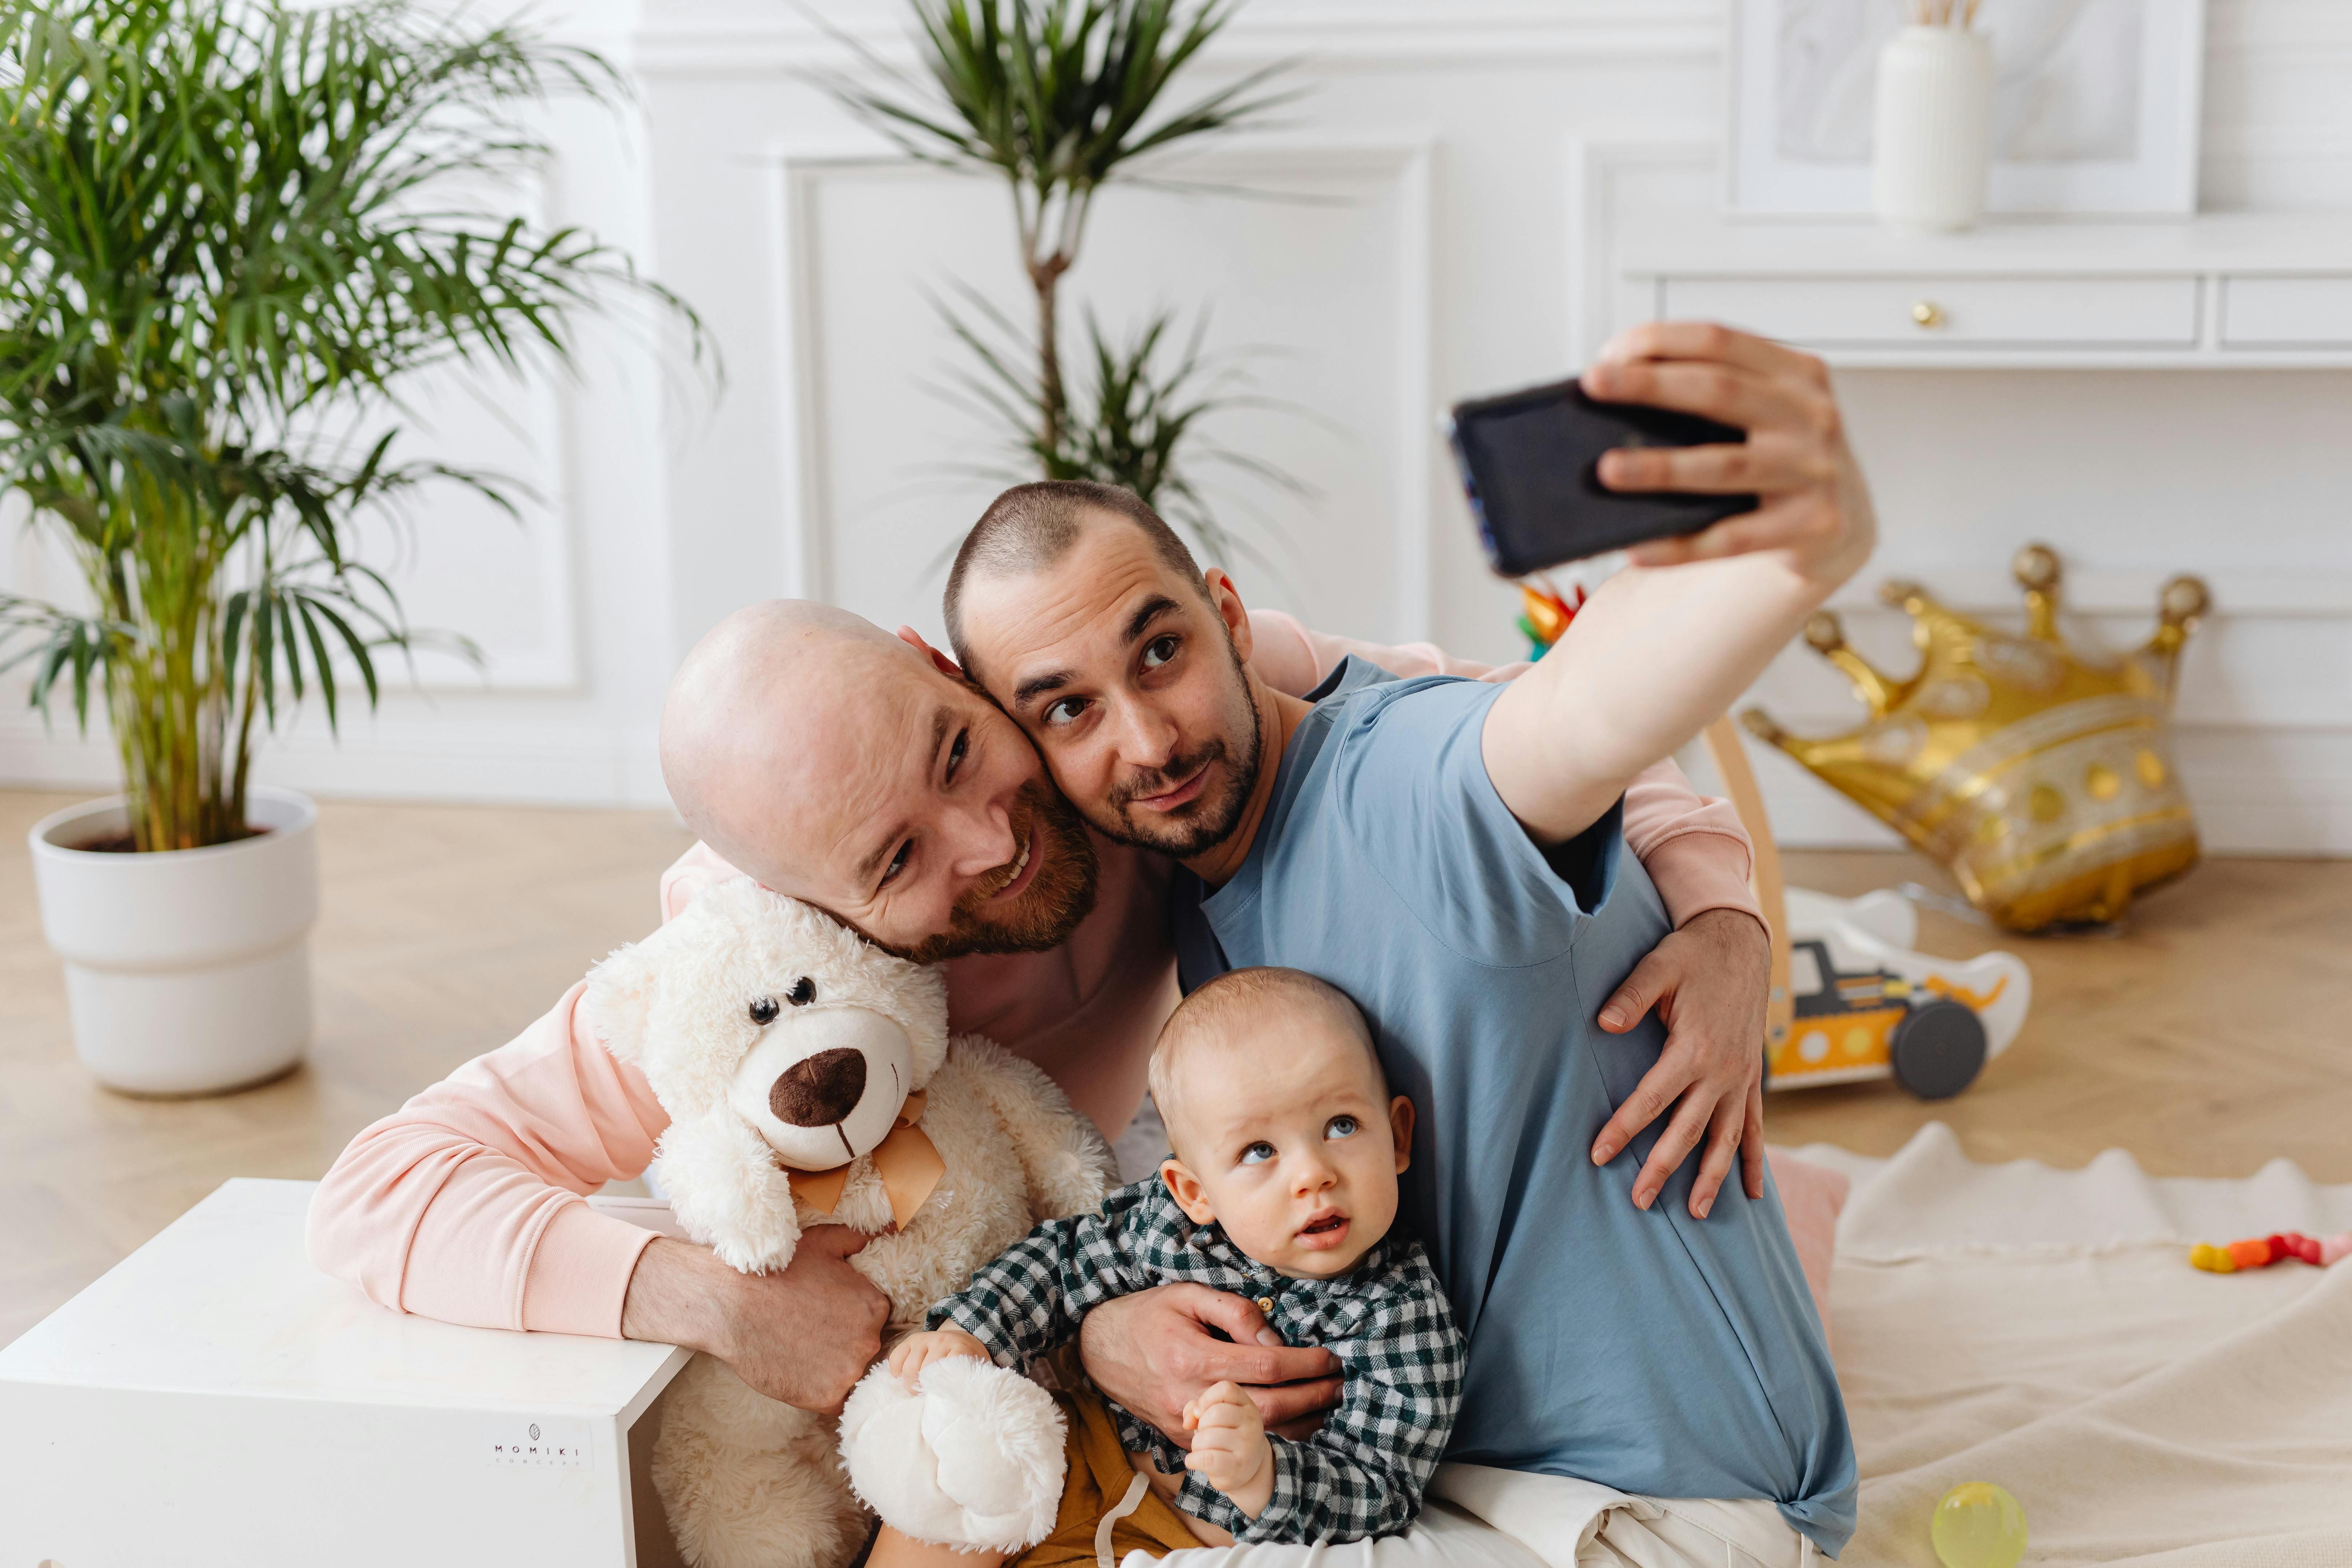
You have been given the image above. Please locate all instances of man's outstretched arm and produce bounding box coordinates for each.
[1483,323,1876,846]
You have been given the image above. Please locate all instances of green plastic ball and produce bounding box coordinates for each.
[1931,1482,2027,1568]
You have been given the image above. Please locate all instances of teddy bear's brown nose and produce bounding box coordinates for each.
[769,1047,868,1128]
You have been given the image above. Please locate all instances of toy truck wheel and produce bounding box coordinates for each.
[1888,1000,1987,1101]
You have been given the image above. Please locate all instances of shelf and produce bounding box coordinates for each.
[1614,211,2352,369]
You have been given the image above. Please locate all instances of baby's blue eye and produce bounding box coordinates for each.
[1240,1141,1276,1166]
[1326,1116,1360,1140]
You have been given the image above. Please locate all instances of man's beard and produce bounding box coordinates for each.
[1095,632,1264,858]
[883,777,1101,965]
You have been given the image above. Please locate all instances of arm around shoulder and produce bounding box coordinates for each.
[1623,757,1761,929]
[1247,608,1527,695]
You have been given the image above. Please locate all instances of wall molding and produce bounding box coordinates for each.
[763,132,1439,643]
[388,392,586,692]
[1824,567,2352,625]
[1702,726,2352,857]
[357,164,586,695]
[0,714,667,809]
[2208,0,2352,58]
[628,0,2352,79]
[1564,128,1716,367]
[1753,777,2352,859]
[633,5,1719,79]
[0,377,586,698]
[2205,126,2352,161]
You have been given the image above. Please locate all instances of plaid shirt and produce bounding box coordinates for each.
[930,1178,1464,1545]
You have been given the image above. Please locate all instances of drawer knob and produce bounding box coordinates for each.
[1911,300,1946,329]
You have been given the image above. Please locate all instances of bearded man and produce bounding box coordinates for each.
[307,326,1791,1517]
[311,603,1762,1421]
[936,322,1869,1562]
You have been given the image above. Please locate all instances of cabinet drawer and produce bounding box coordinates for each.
[2220,276,2352,347]
[1655,275,2200,349]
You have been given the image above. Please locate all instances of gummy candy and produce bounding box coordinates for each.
[2190,1230,2351,1273]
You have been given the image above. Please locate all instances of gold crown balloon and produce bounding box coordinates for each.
[1742,545,2211,932]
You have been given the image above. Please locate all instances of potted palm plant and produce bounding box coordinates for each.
[1,0,703,1094]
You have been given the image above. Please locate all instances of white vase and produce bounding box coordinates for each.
[29,786,319,1096]
[1874,25,1995,232]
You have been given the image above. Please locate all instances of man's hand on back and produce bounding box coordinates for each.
[621,1228,888,1415]
[1588,908,1770,1220]
[1079,1282,1342,1447]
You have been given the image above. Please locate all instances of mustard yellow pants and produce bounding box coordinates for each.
[1009,1384,1204,1568]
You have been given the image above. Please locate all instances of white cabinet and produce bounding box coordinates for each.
[2220,275,2352,347]
[0,1180,692,1568]
[1616,214,2352,368]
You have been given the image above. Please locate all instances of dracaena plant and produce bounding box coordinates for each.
[824,0,1300,566]
[0,0,707,851]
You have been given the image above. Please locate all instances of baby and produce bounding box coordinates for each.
[874,966,1464,1565]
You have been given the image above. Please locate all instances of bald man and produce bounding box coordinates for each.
[658,601,1104,965]
[308,598,1763,1423]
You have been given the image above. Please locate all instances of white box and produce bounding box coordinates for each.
[0,1179,694,1567]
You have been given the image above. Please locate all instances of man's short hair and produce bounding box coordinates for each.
[1148,967,1386,1156]
[943,480,1205,676]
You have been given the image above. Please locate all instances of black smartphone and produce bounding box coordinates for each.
[1445,377,1756,576]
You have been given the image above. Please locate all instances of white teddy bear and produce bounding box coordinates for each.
[585,878,1109,1568]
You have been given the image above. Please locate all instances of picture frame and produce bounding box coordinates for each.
[1728,0,2208,217]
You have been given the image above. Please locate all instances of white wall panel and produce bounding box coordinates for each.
[0,0,680,807]
[779,142,1430,646]
[9,0,2349,853]
[324,361,579,691]
[1574,118,2352,856]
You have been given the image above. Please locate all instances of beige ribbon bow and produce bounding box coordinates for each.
[782,1090,944,1232]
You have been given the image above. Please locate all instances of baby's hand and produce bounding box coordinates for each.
[886,1328,992,1391]
[1182,1381,1273,1518]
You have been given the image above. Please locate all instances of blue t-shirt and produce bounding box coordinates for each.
[1171,660,1856,1554]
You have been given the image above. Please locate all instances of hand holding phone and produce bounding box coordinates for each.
[1447,377,1757,577]
[1577,323,1875,583]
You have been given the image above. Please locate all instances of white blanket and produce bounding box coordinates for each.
[1147,1125,2352,1568]
[1803,1124,2352,1566]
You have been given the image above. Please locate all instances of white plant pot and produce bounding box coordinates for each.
[29,786,318,1097]
[1874,25,1995,232]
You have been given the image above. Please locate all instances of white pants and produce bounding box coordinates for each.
[1436,1465,1820,1568]
[1138,1465,1822,1568]
[1574,1496,1822,1568]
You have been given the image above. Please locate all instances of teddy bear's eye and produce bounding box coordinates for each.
[787,977,816,1007]
[748,997,779,1026]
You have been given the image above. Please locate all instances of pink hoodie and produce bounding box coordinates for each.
[306,612,1758,1340]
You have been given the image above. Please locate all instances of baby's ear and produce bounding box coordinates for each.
[583,938,662,1067]
[1389,1095,1415,1174]
[1160,1158,1216,1226]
